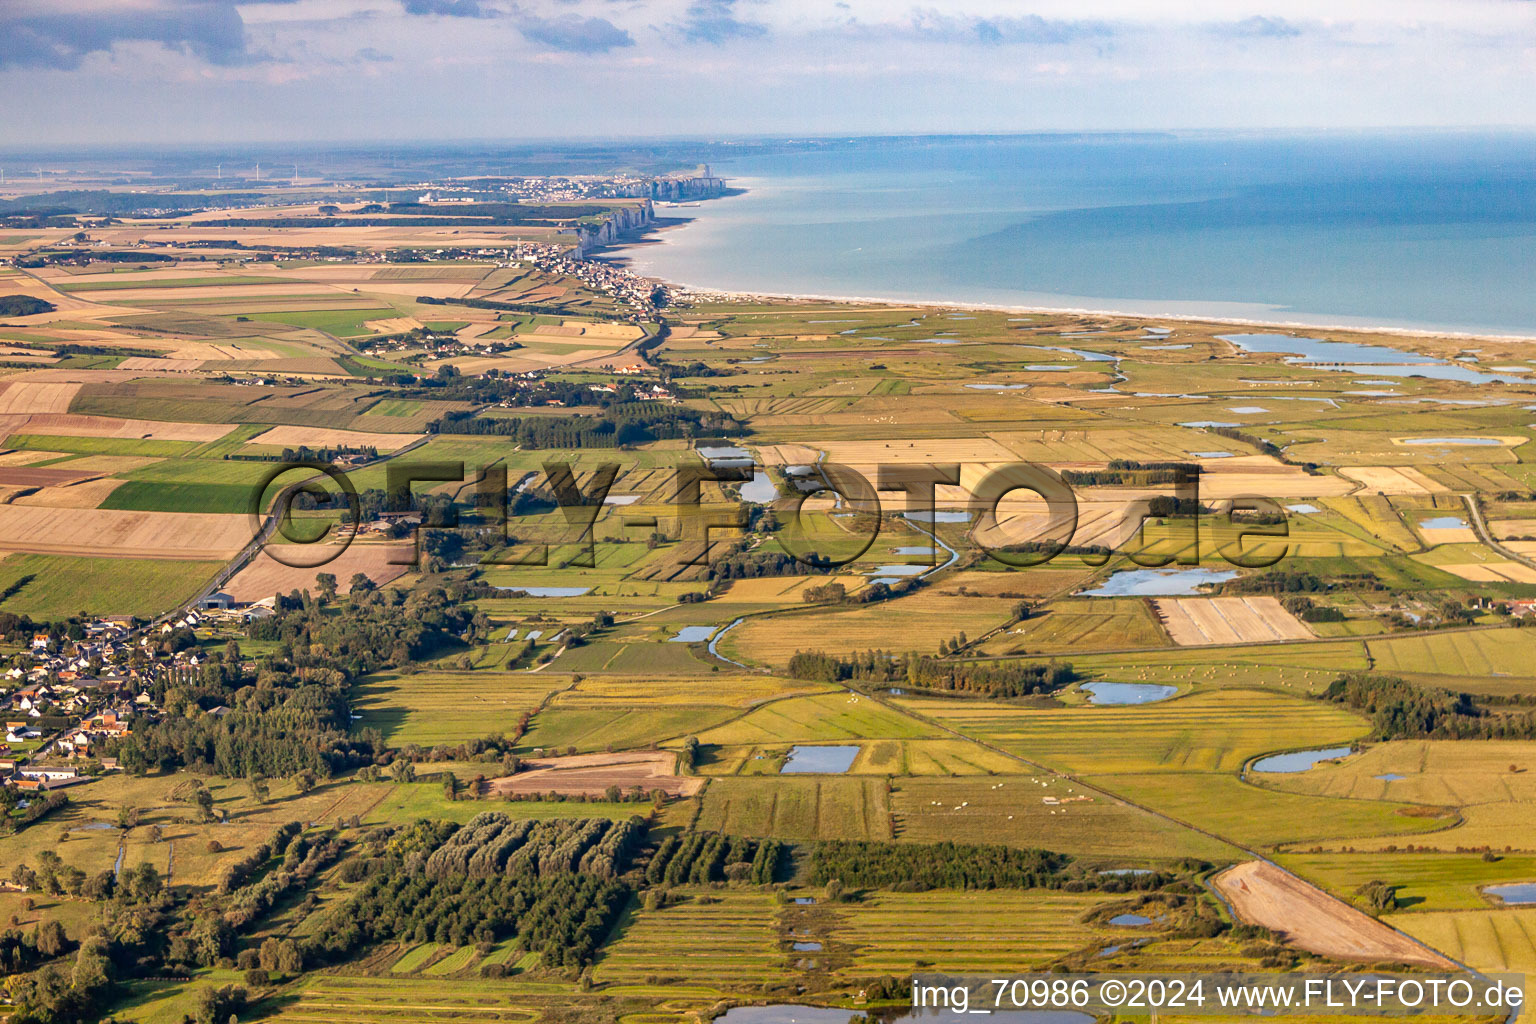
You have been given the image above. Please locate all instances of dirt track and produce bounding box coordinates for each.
[1214,861,1456,969]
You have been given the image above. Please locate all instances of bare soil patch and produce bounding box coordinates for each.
[1214,861,1455,969]
[484,750,702,798]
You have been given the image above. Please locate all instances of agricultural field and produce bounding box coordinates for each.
[8,182,1536,1024]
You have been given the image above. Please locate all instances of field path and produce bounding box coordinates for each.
[1464,494,1536,571]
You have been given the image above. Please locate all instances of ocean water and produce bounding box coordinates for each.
[612,133,1536,337]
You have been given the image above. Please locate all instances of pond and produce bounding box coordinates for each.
[739,469,779,503]
[1375,773,1407,781]
[1251,746,1354,773]
[904,510,971,524]
[1031,345,1118,362]
[1177,420,1240,428]
[893,545,938,556]
[792,941,823,951]
[668,625,718,643]
[1320,363,1530,384]
[1143,343,1191,350]
[1098,868,1152,876]
[1109,913,1153,926]
[492,586,591,597]
[1401,437,1504,447]
[1219,332,1441,365]
[1420,516,1469,529]
[1082,682,1177,706]
[1228,406,1268,414]
[696,445,751,460]
[1026,364,1073,371]
[1080,567,1238,597]
[1486,883,1536,905]
[1286,504,1320,514]
[866,564,926,577]
[603,494,640,505]
[781,745,860,774]
[1192,451,1233,458]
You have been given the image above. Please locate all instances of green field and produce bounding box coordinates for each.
[696,776,892,839]
[0,553,221,619]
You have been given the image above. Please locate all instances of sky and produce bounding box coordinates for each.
[4,0,1536,144]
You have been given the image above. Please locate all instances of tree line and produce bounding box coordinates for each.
[786,650,1075,698]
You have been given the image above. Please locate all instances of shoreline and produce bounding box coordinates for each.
[600,188,1536,346]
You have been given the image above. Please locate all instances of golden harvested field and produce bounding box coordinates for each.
[1215,861,1455,968]
[1340,466,1448,494]
[720,590,1022,667]
[244,425,426,449]
[12,476,127,508]
[0,448,66,465]
[115,357,202,371]
[1153,596,1313,646]
[697,776,892,840]
[0,380,82,414]
[485,750,703,798]
[1389,909,1536,975]
[0,505,251,559]
[828,891,1110,974]
[2,413,234,441]
[891,774,1240,859]
[223,541,413,602]
[713,574,867,603]
[530,320,644,340]
[820,436,1019,464]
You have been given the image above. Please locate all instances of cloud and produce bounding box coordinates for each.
[677,0,767,45]
[401,0,498,17]
[1214,16,1304,39]
[0,1,251,70]
[517,12,634,52]
[907,10,1114,46]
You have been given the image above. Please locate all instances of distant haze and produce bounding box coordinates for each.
[3,0,1536,144]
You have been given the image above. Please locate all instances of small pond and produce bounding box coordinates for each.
[493,586,591,597]
[1375,773,1407,781]
[1420,516,1469,529]
[1178,420,1240,428]
[668,625,718,643]
[1192,451,1233,458]
[1109,913,1153,926]
[1081,567,1238,597]
[1098,868,1152,876]
[904,510,971,524]
[739,469,779,503]
[1286,503,1320,514]
[1082,682,1177,706]
[865,564,926,577]
[696,445,751,460]
[1251,746,1354,773]
[1228,406,1268,414]
[792,941,823,951]
[1401,437,1503,447]
[603,494,640,505]
[1486,883,1536,905]
[781,745,860,774]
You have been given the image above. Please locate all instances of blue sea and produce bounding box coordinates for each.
[610,132,1536,337]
